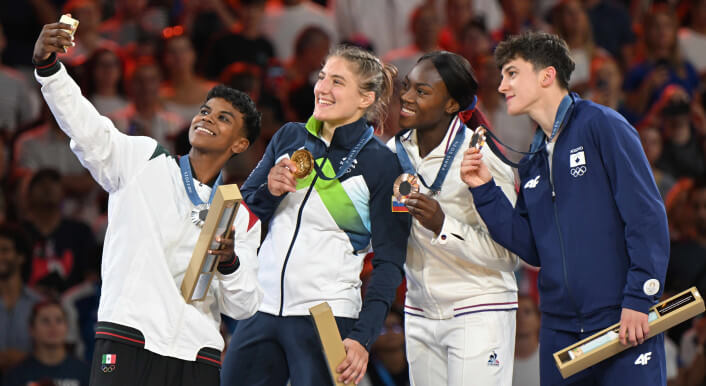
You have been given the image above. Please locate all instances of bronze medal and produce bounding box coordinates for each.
[291,149,314,179]
[470,126,486,150]
[393,173,419,202]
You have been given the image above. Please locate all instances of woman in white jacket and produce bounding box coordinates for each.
[390,51,520,385]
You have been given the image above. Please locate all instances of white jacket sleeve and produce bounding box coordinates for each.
[216,203,263,320]
[429,147,520,272]
[35,64,156,193]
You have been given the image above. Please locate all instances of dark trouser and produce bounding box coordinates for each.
[89,322,221,386]
[539,326,666,385]
[221,311,357,386]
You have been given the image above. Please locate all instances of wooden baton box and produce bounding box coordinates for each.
[310,302,347,386]
[554,287,705,379]
[181,184,242,303]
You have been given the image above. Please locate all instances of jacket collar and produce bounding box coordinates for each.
[305,116,370,150]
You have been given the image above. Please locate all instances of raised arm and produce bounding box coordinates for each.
[461,147,540,266]
[33,23,156,193]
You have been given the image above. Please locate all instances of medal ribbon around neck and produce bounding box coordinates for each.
[180,154,224,227]
[395,115,466,195]
[304,125,375,181]
[482,93,576,168]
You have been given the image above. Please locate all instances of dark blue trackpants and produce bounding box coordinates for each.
[540,326,666,385]
[221,311,357,386]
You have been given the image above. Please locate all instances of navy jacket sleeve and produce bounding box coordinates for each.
[346,150,411,349]
[470,179,540,267]
[590,111,669,313]
[240,126,288,223]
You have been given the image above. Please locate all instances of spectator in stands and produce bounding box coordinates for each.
[493,0,550,43]
[21,169,99,298]
[678,0,706,79]
[585,56,632,121]
[284,26,332,122]
[666,179,706,301]
[80,48,128,117]
[624,6,699,122]
[384,3,441,80]
[12,110,96,209]
[678,316,706,386]
[512,295,540,386]
[203,0,274,80]
[438,0,474,53]
[179,0,238,63]
[457,19,493,69]
[551,0,610,94]
[262,0,336,61]
[2,301,89,386]
[656,90,705,179]
[0,223,41,374]
[160,29,216,124]
[639,125,676,200]
[112,57,185,152]
[0,22,40,135]
[334,0,423,57]
[98,0,168,47]
[582,0,635,70]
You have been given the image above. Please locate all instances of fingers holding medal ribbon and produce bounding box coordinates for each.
[393,173,419,203]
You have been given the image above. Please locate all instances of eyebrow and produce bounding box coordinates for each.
[502,65,518,73]
[403,76,433,88]
[201,104,236,118]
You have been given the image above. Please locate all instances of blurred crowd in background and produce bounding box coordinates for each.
[0,0,705,385]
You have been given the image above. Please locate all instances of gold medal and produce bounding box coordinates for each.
[393,173,419,202]
[291,149,314,179]
[470,126,486,150]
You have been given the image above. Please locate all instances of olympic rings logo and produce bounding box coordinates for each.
[101,365,116,373]
[570,166,587,177]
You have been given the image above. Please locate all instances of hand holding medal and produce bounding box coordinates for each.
[405,192,445,236]
[460,126,492,188]
[267,158,299,196]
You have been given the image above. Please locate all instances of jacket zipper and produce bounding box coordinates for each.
[277,147,327,316]
[547,145,585,332]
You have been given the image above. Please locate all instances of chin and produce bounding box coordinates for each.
[398,116,415,129]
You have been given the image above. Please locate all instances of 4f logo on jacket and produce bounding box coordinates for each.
[634,352,652,366]
[524,175,541,190]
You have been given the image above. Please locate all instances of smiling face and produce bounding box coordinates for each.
[188,97,249,155]
[313,56,372,130]
[498,57,545,116]
[399,59,457,132]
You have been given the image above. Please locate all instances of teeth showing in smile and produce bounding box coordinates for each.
[195,127,215,136]
[318,98,334,105]
[401,107,415,115]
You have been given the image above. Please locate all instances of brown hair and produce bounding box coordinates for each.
[326,45,398,130]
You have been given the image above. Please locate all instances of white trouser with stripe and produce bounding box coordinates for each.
[405,309,516,386]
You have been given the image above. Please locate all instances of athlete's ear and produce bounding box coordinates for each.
[541,66,557,88]
[445,98,460,115]
[230,137,249,155]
